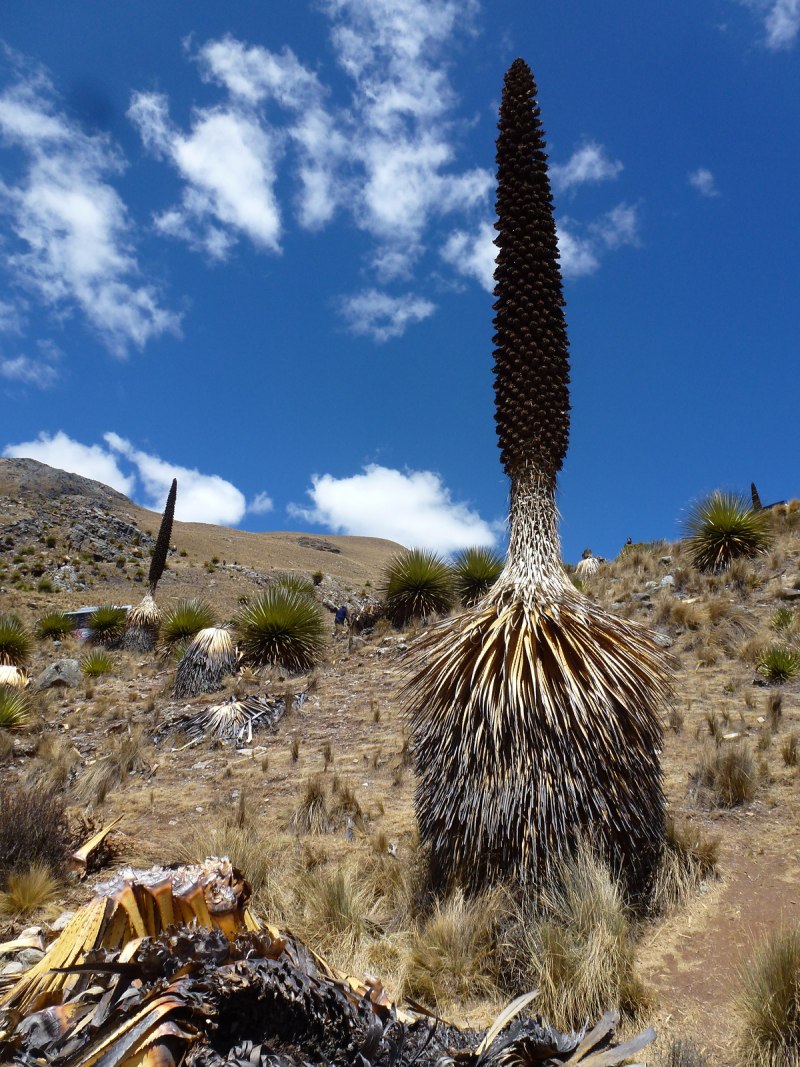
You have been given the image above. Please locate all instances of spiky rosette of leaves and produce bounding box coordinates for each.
[405,60,669,898]
[148,478,177,595]
[35,612,74,641]
[234,589,325,674]
[452,547,504,606]
[0,686,30,729]
[685,490,772,572]
[382,549,455,625]
[123,595,161,652]
[160,599,216,653]
[174,627,238,698]
[0,614,31,668]
[492,58,570,480]
[87,605,127,648]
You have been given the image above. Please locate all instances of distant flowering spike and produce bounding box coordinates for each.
[148,478,177,595]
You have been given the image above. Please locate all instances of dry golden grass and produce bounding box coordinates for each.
[0,863,61,918]
[737,925,800,1066]
[693,741,757,807]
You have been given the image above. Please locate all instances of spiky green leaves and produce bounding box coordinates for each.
[0,687,30,729]
[35,612,74,640]
[161,599,216,651]
[0,615,31,667]
[452,547,504,606]
[685,491,772,572]
[493,58,570,479]
[88,605,128,647]
[381,549,454,625]
[148,478,177,595]
[235,589,325,673]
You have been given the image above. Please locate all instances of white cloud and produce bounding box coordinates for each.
[248,491,274,514]
[688,167,719,197]
[128,93,282,258]
[556,223,601,278]
[2,429,253,525]
[590,202,640,249]
[289,463,497,552]
[737,0,800,48]
[0,353,58,389]
[765,0,800,47]
[0,70,179,355]
[551,142,623,193]
[3,431,135,494]
[339,288,436,341]
[442,221,496,292]
[103,433,247,524]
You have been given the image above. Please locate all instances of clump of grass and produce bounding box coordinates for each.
[757,646,800,684]
[381,549,454,625]
[452,546,504,607]
[273,573,315,597]
[504,846,648,1030]
[297,866,372,953]
[161,598,216,651]
[290,776,332,835]
[684,490,772,573]
[35,611,74,640]
[0,614,32,667]
[404,886,508,1007]
[0,785,70,879]
[782,731,799,767]
[235,588,325,673]
[0,687,30,729]
[771,606,795,634]
[658,1038,710,1066]
[737,925,800,1066]
[80,649,114,677]
[695,741,757,807]
[667,706,685,734]
[75,729,148,805]
[705,710,722,742]
[650,817,720,915]
[0,863,61,918]
[768,691,783,732]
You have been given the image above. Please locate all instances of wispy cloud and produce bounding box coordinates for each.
[2,430,257,525]
[550,142,623,193]
[248,491,274,514]
[0,351,59,389]
[737,0,800,49]
[289,463,497,551]
[339,288,436,341]
[0,63,179,355]
[688,167,719,198]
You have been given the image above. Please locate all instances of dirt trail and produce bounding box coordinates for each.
[640,821,800,1065]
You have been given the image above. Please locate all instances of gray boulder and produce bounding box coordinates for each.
[33,658,80,690]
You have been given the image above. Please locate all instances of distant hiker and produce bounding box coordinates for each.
[334,605,349,636]
[625,537,632,547]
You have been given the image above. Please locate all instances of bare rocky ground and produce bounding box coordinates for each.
[1,457,800,1065]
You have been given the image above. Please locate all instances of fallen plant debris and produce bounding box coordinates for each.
[155,692,308,747]
[0,860,655,1066]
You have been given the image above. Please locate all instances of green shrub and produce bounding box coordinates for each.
[452,546,504,606]
[0,614,32,667]
[36,578,54,593]
[381,549,454,625]
[80,650,114,677]
[35,611,74,640]
[87,605,128,647]
[235,588,325,673]
[0,687,30,729]
[771,606,795,634]
[161,598,216,649]
[738,925,800,1066]
[757,645,800,684]
[684,491,772,573]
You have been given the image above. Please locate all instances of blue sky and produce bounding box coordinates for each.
[1,0,798,563]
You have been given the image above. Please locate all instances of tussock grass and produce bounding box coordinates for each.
[657,1037,710,1066]
[403,886,508,1008]
[694,741,757,807]
[75,729,149,805]
[782,731,799,767]
[297,866,373,952]
[650,818,720,916]
[738,925,800,1066]
[0,785,70,879]
[504,846,648,1030]
[290,776,332,835]
[0,863,61,918]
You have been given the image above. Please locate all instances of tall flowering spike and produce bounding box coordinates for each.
[148,478,177,596]
[493,58,570,480]
[405,58,670,898]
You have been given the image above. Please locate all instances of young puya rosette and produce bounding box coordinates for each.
[406,59,670,895]
[123,478,177,651]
